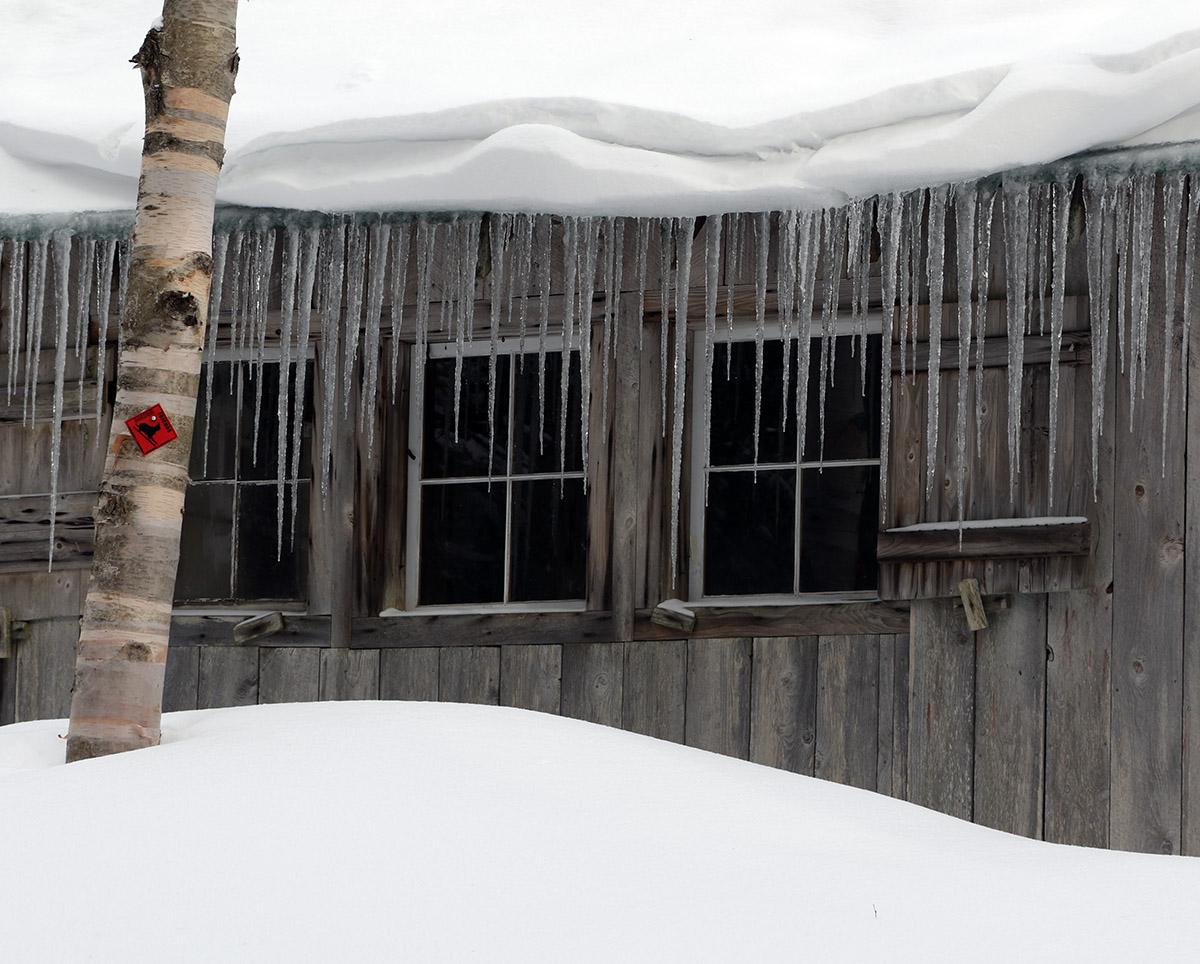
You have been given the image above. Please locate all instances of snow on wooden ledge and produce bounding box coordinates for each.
[878,517,1091,562]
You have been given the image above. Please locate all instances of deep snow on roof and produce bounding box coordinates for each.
[3,0,1200,217]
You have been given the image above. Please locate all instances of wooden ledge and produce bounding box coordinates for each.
[878,519,1090,562]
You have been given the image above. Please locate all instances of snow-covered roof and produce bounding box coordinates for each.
[3,0,1200,218]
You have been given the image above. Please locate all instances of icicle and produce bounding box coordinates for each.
[452,218,482,443]
[319,221,346,507]
[560,217,578,473]
[724,213,740,377]
[1002,181,1031,499]
[47,230,73,569]
[703,216,721,506]
[924,185,948,501]
[579,217,601,489]
[250,228,277,461]
[388,222,411,402]
[895,199,912,392]
[973,185,996,458]
[359,223,389,463]
[903,192,925,388]
[414,219,436,425]
[6,241,25,404]
[776,210,798,432]
[819,206,846,461]
[290,227,320,541]
[74,238,95,416]
[201,233,229,475]
[224,232,245,389]
[953,184,976,529]
[23,239,48,423]
[1160,176,1185,474]
[275,227,301,558]
[504,214,523,366]
[659,217,674,437]
[601,217,625,435]
[600,216,617,435]
[514,214,535,361]
[877,193,903,524]
[536,215,553,451]
[1111,178,1132,384]
[116,239,131,363]
[845,198,869,385]
[341,221,368,418]
[487,214,509,477]
[752,212,770,466]
[93,240,116,439]
[795,210,819,468]
[669,217,695,588]
[634,217,650,351]
[1184,177,1200,415]
[1083,180,1114,483]
[1129,176,1155,409]
[1048,181,1071,508]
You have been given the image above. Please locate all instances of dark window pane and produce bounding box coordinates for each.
[509,478,587,601]
[190,361,238,481]
[799,466,879,592]
[512,351,583,474]
[803,334,882,462]
[709,340,797,467]
[704,469,795,595]
[235,482,309,599]
[175,483,234,600]
[419,481,507,604]
[423,354,509,479]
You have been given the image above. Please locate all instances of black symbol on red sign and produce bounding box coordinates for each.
[125,404,178,455]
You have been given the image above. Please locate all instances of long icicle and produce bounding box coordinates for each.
[924,184,948,502]
[670,217,695,589]
[74,238,95,416]
[275,227,300,558]
[659,217,674,437]
[776,210,798,431]
[92,240,116,441]
[974,185,996,458]
[1161,175,1185,475]
[1048,180,1071,508]
[753,212,769,467]
[23,239,48,423]
[319,220,346,506]
[795,209,819,470]
[703,215,721,507]
[487,213,509,478]
[360,222,390,463]
[953,184,976,530]
[389,221,411,402]
[47,230,73,569]
[201,233,229,475]
[290,227,321,541]
[877,193,903,525]
[6,241,25,404]
[1002,180,1031,501]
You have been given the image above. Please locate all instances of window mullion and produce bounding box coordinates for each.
[503,356,517,604]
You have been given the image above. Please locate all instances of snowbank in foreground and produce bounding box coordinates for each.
[0,702,1197,962]
[3,0,1200,216]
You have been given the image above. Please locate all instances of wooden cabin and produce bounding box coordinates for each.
[1,164,1197,856]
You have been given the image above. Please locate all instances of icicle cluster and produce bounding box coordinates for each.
[3,171,1198,578]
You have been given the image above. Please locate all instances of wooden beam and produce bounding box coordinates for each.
[892,331,1091,373]
[877,521,1090,562]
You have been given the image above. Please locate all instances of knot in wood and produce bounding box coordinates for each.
[158,289,200,327]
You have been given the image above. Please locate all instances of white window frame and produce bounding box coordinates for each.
[404,333,588,612]
[687,314,884,605]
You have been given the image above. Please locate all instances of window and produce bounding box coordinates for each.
[689,321,882,599]
[406,339,588,607]
[175,356,313,604]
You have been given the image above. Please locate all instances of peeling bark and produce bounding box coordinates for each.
[66,0,239,762]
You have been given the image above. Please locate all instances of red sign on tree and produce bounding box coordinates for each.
[125,404,178,455]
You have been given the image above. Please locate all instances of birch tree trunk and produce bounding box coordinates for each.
[66,0,239,762]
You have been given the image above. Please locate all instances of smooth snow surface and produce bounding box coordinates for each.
[4,1,1200,216]
[1,702,1198,962]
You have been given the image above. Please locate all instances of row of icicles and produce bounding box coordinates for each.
[1,172,1198,575]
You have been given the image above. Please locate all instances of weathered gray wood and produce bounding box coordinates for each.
[15,616,77,721]
[352,611,613,648]
[329,361,357,646]
[893,329,1091,373]
[197,647,259,709]
[907,598,975,820]
[749,636,818,774]
[634,601,910,639]
[877,522,1090,562]
[891,634,911,801]
[958,579,988,630]
[610,296,641,641]
[622,639,686,743]
[1185,233,1200,856]
[0,379,100,423]
[439,646,500,704]
[162,643,199,712]
[876,635,896,796]
[500,644,562,715]
[319,648,380,701]
[233,611,285,645]
[0,607,11,660]
[973,594,1047,838]
[380,648,440,701]
[815,635,879,791]
[0,569,88,620]
[635,318,665,608]
[0,643,15,724]
[259,647,321,704]
[561,641,624,727]
[586,322,613,611]
[1110,221,1185,854]
[685,637,751,759]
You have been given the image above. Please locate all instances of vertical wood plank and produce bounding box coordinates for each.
[973,593,1047,838]
[908,598,975,820]
[622,639,686,743]
[1185,208,1200,855]
[685,637,751,759]
[1111,203,1185,854]
[891,633,911,801]
[15,617,77,721]
[749,636,818,775]
[586,320,614,611]
[876,635,896,797]
[162,644,200,712]
[500,644,563,715]
[610,295,641,640]
[635,319,665,608]
[815,634,879,791]
[439,646,500,704]
[198,646,259,709]
[319,648,380,701]
[561,641,624,727]
[259,647,321,704]
[380,648,440,701]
